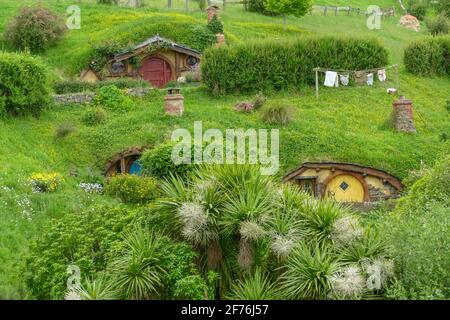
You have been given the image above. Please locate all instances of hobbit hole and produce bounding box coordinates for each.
[104,147,147,177]
[284,162,403,203]
[80,36,201,88]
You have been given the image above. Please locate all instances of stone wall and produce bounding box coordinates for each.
[53,87,151,105]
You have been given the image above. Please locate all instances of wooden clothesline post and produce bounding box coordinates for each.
[314,68,319,99]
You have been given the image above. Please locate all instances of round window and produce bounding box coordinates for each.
[187,56,198,67]
[111,61,125,74]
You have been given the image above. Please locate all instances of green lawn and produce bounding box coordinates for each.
[0,0,449,299]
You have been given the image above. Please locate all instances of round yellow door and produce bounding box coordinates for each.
[325,174,365,202]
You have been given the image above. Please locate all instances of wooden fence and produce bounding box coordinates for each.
[310,5,395,17]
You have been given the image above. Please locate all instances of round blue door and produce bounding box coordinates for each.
[129,160,142,176]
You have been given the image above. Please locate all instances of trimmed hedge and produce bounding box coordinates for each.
[0,52,50,117]
[201,37,389,94]
[404,36,450,76]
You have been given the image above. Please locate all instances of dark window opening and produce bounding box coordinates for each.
[294,177,317,197]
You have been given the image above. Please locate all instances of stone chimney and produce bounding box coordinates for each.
[164,88,184,116]
[207,5,220,23]
[393,96,416,133]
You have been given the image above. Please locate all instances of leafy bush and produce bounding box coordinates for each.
[81,107,107,126]
[207,15,224,34]
[25,204,135,299]
[173,275,208,300]
[140,141,195,180]
[0,52,50,117]
[246,0,277,15]
[105,174,159,204]
[92,85,133,112]
[5,6,65,53]
[382,156,450,299]
[435,0,450,17]
[189,25,217,51]
[28,172,63,193]
[404,36,450,76]
[426,14,449,35]
[262,103,293,125]
[202,37,388,94]
[265,0,312,19]
[408,0,427,20]
[55,122,76,139]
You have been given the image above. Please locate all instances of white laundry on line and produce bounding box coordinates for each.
[378,69,387,82]
[324,71,339,87]
[367,73,374,86]
[339,74,350,86]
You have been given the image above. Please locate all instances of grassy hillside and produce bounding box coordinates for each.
[0,0,449,299]
[0,0,429,75]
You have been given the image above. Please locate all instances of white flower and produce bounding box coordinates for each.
[178,202,208,244]
[193,179,215,202]
[362,257,395,290]
[331,265,366,299]
[330,215,364,245]
[239,220,265,241]
[270,234,296,258]
[79,182,103,194]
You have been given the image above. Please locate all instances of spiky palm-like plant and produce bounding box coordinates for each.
[226,269,281,300]
[111,229,166,300]
[219,166,273,271]
[338,229,388,264]
[281,242,341,300]
[76,275,119,300]
[300,199,346,243]
[152,174,192,235]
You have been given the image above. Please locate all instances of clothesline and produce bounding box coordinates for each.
[313,64,398,74]
[313,64,399,99]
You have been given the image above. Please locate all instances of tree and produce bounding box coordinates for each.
[264,0,312,30]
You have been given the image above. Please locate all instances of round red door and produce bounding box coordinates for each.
[139,57,172,88]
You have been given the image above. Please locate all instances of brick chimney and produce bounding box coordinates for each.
[393,96,416,133]
[164,88,184,116]
[207,5,220,23]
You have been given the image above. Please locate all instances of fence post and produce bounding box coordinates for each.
[324,7,327,16]
[185,0,189,12]
[168,0,172,9]
[223,0,226,11]
[315,68,319,99]
[395,64,400,93]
